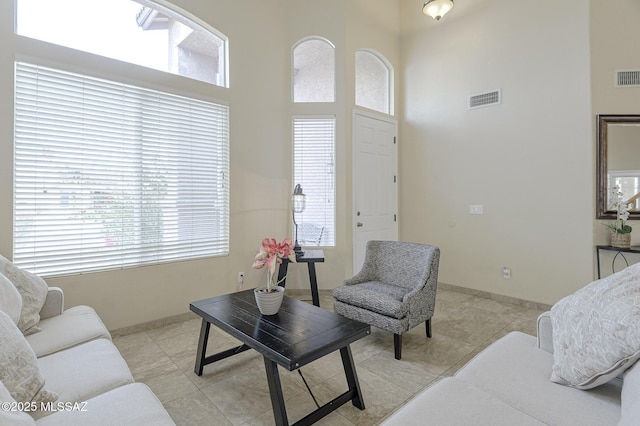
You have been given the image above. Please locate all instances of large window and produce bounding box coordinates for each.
[14,63,230,276]
[293,117,335,247]
[16,0,227,86]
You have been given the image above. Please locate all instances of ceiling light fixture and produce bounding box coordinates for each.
[423,0,454,21]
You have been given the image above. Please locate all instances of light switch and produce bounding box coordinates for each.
[469,204,484,215]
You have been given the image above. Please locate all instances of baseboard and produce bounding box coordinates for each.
[438,282,552,311]
[110,311,198,337]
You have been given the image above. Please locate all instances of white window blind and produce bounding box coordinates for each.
[293,117,335,247]
[14,62,230,276]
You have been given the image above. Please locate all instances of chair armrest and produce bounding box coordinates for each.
[536,311,553,354]
[344,267,374,286]
[39,287,64,320]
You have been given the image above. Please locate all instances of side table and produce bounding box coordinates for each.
[596,245,640,278]
[277,249,324,306]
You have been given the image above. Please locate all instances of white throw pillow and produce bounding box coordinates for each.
[0,272,22,325]
[0,255,47,335]
[0,310,57,405]
[619,361,640,426]
[550,262,640,389]
[0,380,35,425]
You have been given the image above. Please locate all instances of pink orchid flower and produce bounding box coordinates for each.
[252,237,296,290]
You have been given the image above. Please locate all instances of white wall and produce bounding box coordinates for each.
[399,0,594,305]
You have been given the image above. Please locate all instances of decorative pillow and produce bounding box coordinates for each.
[550,262,640,389]
[0,255,47,335]
[0,310,58,405]
[619,361,640,426]
[0,380,36,425]
[0,272,22,325]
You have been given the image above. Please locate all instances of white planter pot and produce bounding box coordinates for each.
[254,286,285,315]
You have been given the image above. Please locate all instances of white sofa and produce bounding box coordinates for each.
[1,286,175,426]
[381,311,634,425]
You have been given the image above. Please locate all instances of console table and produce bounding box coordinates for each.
[596,245,640,278]
[277,249,324,306]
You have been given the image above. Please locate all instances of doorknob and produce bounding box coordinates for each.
[357,222,363,227]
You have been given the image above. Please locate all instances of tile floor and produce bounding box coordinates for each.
[112,288,547,425]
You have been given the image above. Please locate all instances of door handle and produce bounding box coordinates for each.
[357,222,363,227]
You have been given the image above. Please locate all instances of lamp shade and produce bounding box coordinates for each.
[423,0,454,21]
[292,184,306,213]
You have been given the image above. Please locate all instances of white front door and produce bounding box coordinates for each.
[352,110,398,273]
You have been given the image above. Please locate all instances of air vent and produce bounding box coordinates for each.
[469,89,501,109]
[616,70,640,87]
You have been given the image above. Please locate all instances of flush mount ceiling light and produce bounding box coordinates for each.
[423,0,454,21]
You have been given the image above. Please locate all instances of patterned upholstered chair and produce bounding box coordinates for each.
[332,240,440,360]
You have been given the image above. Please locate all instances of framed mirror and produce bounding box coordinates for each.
[597,114,640,219]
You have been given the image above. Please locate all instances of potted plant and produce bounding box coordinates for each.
[252,237,296,315]
[606,188,633,248]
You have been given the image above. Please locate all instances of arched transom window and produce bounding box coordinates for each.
[355,49,392,114]
[292,37,335,103]
[16,0,228,87]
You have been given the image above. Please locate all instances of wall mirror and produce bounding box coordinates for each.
[597,114,640,219]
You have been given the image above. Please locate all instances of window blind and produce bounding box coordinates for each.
[293,116,335,247]
[14,62,230,276]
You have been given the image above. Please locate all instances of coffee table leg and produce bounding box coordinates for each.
[264,357,289,425]
[340,345,365,409]
[194,319,211,376]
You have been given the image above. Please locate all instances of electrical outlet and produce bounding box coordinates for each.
[238,272,244,283]
[503,267,511,279]
[470,204,484,215]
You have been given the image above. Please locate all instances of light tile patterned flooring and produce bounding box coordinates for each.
[112,288,546,425]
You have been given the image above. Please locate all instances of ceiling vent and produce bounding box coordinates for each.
[469,89,501,110]
[616,70,640,87]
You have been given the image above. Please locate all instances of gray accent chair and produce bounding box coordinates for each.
[332,240,440,360]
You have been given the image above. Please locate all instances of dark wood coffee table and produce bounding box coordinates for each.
[189,289,370,426]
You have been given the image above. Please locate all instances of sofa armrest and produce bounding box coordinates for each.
[536,311,553,354]
[39,287,64,320]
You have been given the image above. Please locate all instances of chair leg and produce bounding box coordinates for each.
[426,319,432,338]
[394,334,402,360]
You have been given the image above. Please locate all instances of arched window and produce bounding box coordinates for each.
[16,0,228,87]
[292,37,335,102]
[355,49,392,114]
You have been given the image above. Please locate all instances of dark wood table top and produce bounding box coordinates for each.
[291,249,325,263]
[190,289,370,371]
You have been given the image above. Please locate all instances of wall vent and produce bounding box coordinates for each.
[469,89,501,109]
[616,70,640,87]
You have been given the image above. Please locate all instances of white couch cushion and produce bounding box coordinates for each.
[36,339,133,414]
[381,377,545,426]
[619,361,640,426]
[35,383,175,426]
[0,272,22,325]
[26,305,111,358]
[0,380,36,425]
[0,255,48,335]
[456,332,621,426]
[0,311,58,405]
[550,262,640,389]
